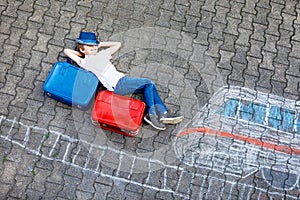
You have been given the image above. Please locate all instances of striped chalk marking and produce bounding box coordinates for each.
[0,115,298,199]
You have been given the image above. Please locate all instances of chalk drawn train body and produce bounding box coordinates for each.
[175,86,300,190]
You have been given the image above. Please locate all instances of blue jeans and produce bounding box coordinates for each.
[114,76,168,116]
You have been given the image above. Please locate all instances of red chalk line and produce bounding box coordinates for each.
[177,127,300,156]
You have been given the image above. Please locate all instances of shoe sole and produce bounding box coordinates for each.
[160,116,184,124]
[143,116,166,131]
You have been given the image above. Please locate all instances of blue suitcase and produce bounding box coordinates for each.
[44,61,99,110]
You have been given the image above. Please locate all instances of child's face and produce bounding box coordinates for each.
[80,45,98,55]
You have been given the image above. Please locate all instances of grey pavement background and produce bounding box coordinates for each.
[0,0,300,199]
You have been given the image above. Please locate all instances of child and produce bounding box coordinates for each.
[64,31,183,131]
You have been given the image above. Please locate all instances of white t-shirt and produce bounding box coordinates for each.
[79,49,125,91]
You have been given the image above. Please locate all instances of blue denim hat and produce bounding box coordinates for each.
[76,32,100,45]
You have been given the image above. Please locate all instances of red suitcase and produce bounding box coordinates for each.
[91,90,146,136]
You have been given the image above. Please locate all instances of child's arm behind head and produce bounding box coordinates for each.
[99,42,121,56]
[63,49,83,65]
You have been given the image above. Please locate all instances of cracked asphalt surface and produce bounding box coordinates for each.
[0,0,300,199]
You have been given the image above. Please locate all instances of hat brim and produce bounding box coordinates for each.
[76,39,100,45]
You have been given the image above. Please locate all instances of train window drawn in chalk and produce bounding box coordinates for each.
[268,106,295,133]
[214,98,299,134]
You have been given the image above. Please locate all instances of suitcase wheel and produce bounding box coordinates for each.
[46,93,52,97]
[125,129,139,136]
[91,119,100,126]
[120,128,126,133]
[76,105,82,109]
[120,128,139,135]
[128,129,138,135]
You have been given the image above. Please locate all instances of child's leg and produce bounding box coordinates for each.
[114,76,150,95]
[114,76,157,115]
[146,83,168,115]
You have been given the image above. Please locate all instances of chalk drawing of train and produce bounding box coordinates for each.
[174,86,300,190]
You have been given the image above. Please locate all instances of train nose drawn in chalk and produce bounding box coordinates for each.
[174,86,300,190]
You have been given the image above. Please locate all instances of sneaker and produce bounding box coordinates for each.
[144,114,166,131]
[160,112,184,124]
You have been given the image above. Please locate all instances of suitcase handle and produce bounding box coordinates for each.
[100,94,142,110]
